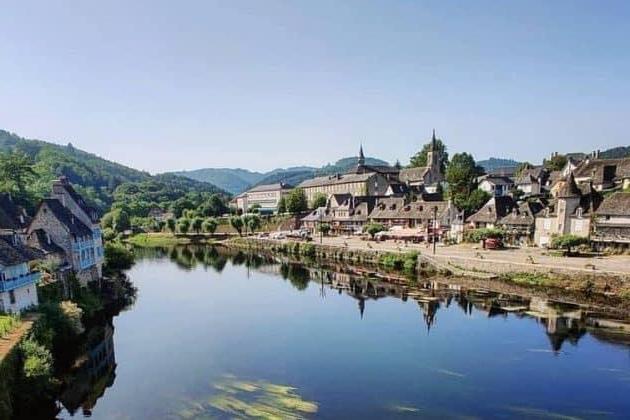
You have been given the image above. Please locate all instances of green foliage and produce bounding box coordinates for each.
[104,242,135,272]
[230,216,244,236]
[111,208,131,232]
[409,138,449,173]
[203,218,218,234]
[318,223,331,236]
[166,218,177,233]
[286,188,308,214]
[277,196,287,214]
[246,214,262,233]
[515,162,533,177]
[0,314,20,338]
[550,234,589,254]
[379,252,418,273]
[0,150,36,197]
[544,154,568,171]
[177,218,191,234]
[19,339,53,379]
[454,189,491,216]
[465,228,505,243]
[311,193,328,209]
[364,223,385,238]
[191,217,204,233]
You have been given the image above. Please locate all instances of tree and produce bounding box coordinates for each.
[409,138,449,173]
[101,211,114,229]
[446,153,479,195]
[277,197,287,214]
[364,223,386,239]
[166,218,177,233]
[203,218,218,234]
[198,194,228,217]
[551,234,589,255]
[112,208,131,232]
[515,162,533,177]
[177,218,190,234]
[191,217,204,233]
[318,223,331,236]
[246,214,262,233]
[311,193,328,209]
[544,154,568,171]
[454,189,491,216]
[0,151,36,196]
[286,189,308,214]
[230,216,244,236]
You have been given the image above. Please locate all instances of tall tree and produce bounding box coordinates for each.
[0,151,36,196]
[311,193,328,209]
[277,197,287,214]
[544,154,568,171]
[286,189,308,214]
[409,138,448,172]
[203,218,218,234]
[230,216,244,236]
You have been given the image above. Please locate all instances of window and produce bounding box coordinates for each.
[9,290,15,304]
[543,219,551,230]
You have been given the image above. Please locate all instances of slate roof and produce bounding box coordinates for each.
[40,199,93,237]
[247,182,293,193]
[516,167,548,185]
[466,196,517,224]
[595,193,630,216]
[399,167,429,184]
[301,207,333,223]
[480,175,514,186]
[573,158,630,184]
[53,178,100,222]
[0,237,43,266]
[499,201,544,227]
[0,193,30,230]
[556,173,581,198]
[297,173,375,188]
[370,197,451,221]
[26,229,65,255]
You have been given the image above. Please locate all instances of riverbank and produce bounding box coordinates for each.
[125,232,227,247]
[227,237,630,304]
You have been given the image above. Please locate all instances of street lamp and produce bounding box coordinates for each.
[433,206,438,255]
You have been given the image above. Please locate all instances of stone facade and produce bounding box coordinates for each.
[234,183,293,214]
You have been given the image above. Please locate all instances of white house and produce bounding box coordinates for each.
[478,175,514,197]
[0,237,41,313]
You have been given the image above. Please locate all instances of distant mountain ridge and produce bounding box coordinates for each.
[0,129,226,212]
[477,157,521,173]
[174,157,390,194]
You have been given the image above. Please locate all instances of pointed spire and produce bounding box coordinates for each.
[431,129,437,150]
[358,143,365,166]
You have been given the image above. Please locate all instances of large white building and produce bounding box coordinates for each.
[233,182,294,214]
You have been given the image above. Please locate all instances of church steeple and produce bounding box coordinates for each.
[427,129,439,169]
[431,129,437,151]
[358,144,365,166]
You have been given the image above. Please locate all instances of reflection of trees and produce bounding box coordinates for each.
[280,263,310,291]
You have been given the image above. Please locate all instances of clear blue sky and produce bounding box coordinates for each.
[1,1,628,173]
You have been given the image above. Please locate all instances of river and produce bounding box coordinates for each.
[55,246,630,419]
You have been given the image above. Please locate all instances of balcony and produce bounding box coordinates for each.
[0,272,41,292]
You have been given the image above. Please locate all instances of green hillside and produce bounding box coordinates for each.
[0,129,227,213]
[174,168,265,195]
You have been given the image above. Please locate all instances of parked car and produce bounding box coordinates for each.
[484,238,503,249]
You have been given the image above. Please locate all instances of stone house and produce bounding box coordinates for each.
[297,172,390,207]
[515,167,548,196]
[497,200,545,246]
[0,236,41,313]
[591,192,630,249]
[534,173,602,247]
[28,178,104,284]
[466,196,518,229]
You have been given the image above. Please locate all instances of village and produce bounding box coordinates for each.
[231,131,630,262]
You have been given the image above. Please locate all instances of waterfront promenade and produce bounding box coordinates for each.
[281,236,630,278]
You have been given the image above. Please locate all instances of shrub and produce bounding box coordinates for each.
[364,223,386,239]
[104,242,135,273]
[550,234,589,255]
[465,228,505,243]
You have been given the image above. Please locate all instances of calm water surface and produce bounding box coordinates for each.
[59,247,630,419]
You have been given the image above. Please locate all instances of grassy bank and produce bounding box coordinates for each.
[125,232,220,247]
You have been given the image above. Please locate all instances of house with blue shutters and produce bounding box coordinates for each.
[0,236,41,313]
[28,178,104,285]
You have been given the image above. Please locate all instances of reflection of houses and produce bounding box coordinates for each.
[28,178,104,284]
[60,323,117,417]
[528,297,585,352]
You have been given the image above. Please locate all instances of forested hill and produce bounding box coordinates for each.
[0,129,227,213]
[175,157,390,194]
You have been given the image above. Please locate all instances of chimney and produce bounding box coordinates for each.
[46,232,51,245]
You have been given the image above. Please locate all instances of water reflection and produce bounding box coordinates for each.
[136,245,630,353]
